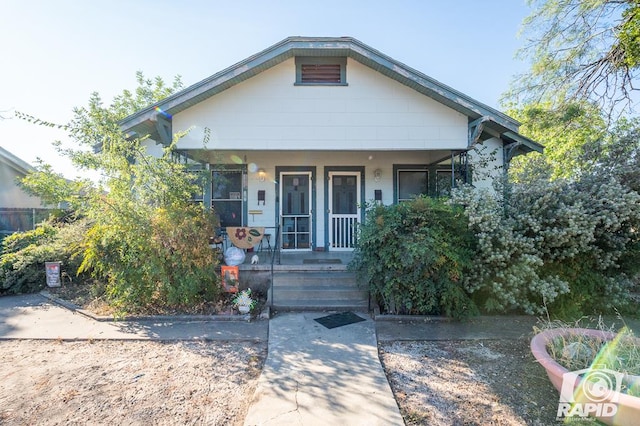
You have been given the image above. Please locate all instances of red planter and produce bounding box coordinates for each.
[531,328,640,425]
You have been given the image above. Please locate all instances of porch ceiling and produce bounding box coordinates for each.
[179,149,456,166]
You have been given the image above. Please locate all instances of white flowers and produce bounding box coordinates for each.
[449,172,640,315]
[233,288,256,312]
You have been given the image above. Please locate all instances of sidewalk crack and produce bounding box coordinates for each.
[262,380,301,424]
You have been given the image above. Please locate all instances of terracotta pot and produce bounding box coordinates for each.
[531,327,640,425]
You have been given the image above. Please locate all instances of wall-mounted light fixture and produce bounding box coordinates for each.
[258,168,266,182]
[373,168,382,182]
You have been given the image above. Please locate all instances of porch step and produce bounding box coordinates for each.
[271,270,369,311]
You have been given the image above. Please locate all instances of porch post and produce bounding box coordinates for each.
[204,163,212,210]
[451,151,455,189]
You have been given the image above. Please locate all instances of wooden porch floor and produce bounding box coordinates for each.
[236,250,355,272]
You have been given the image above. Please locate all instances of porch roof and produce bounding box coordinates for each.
[502,131,544,156]
[119,36,526,144]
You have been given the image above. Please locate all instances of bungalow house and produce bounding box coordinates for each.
[120,36,541,257]
[0,146,50,239]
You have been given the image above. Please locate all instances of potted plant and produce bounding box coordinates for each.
[233,288,256,314]
[531,326,640,425]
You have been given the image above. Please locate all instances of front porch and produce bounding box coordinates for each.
[238,250,354,271]
[189,148,471,252]
[224,250,367,312]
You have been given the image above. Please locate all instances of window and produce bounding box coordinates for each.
[436,170,453,197]
[397,169,428,202]
[187,169,206,205]
[394,154,470,201]
[295,57,347,85]
[212,169,245,227]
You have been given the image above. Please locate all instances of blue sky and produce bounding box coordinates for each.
[0,0,532,176]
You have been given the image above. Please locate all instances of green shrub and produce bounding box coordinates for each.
[449,184,559,315]
[350,197,478,319]
[79,206,220,314]
[0,218,89,295]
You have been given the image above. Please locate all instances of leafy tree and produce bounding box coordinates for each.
[579,115,640,192]
[507,100,640,185]
[509,0,640,116]
[507,101,608,179]
[16,72,221,314]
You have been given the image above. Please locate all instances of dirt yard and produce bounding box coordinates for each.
[380,339,578,425]
[0,340,266,426]
[0,336,570,425]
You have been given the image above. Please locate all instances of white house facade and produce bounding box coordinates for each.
[0,146,41,209]
[120,37,541,253]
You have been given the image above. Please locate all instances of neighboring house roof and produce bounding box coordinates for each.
[120,36,542,155]
[0,146,36,176]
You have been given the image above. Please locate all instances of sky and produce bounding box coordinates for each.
[0,0,533,177]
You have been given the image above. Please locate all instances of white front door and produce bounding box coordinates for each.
[328,171,360,250]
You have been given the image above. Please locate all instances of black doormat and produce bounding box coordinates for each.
[314,311,366,329]
[302,258,342,264]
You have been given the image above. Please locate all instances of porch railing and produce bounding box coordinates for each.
[331,215,358,249]
[269,224,280,309]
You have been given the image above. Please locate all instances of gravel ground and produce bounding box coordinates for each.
[380,339,567,426]
[0,340,266,426]
[0,337,568,426]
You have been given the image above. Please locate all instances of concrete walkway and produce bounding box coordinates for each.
[0,293,267,341]
[243,312,404,426]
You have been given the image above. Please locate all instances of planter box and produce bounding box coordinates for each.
[531,327,640,425]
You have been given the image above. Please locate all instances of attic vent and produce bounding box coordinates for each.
[301,64,341,83]
[295,56,347,86]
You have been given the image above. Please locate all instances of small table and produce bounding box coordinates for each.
[259,234,272,252]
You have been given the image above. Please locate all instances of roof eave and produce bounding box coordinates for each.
[0,146,36,175]
[503,131,544,155]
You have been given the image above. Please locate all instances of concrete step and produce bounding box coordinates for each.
[272,271,357,287]
[271,299,369,311]
[273,287,368,301]
[270,270,369,311]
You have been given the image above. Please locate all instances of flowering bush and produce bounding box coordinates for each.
[450,170,640,317]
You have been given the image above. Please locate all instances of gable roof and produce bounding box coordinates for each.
[120,36,538,153]
[0,146,36,175]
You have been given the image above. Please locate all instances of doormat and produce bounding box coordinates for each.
[302,258,342,264]
[314,312,366,329]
